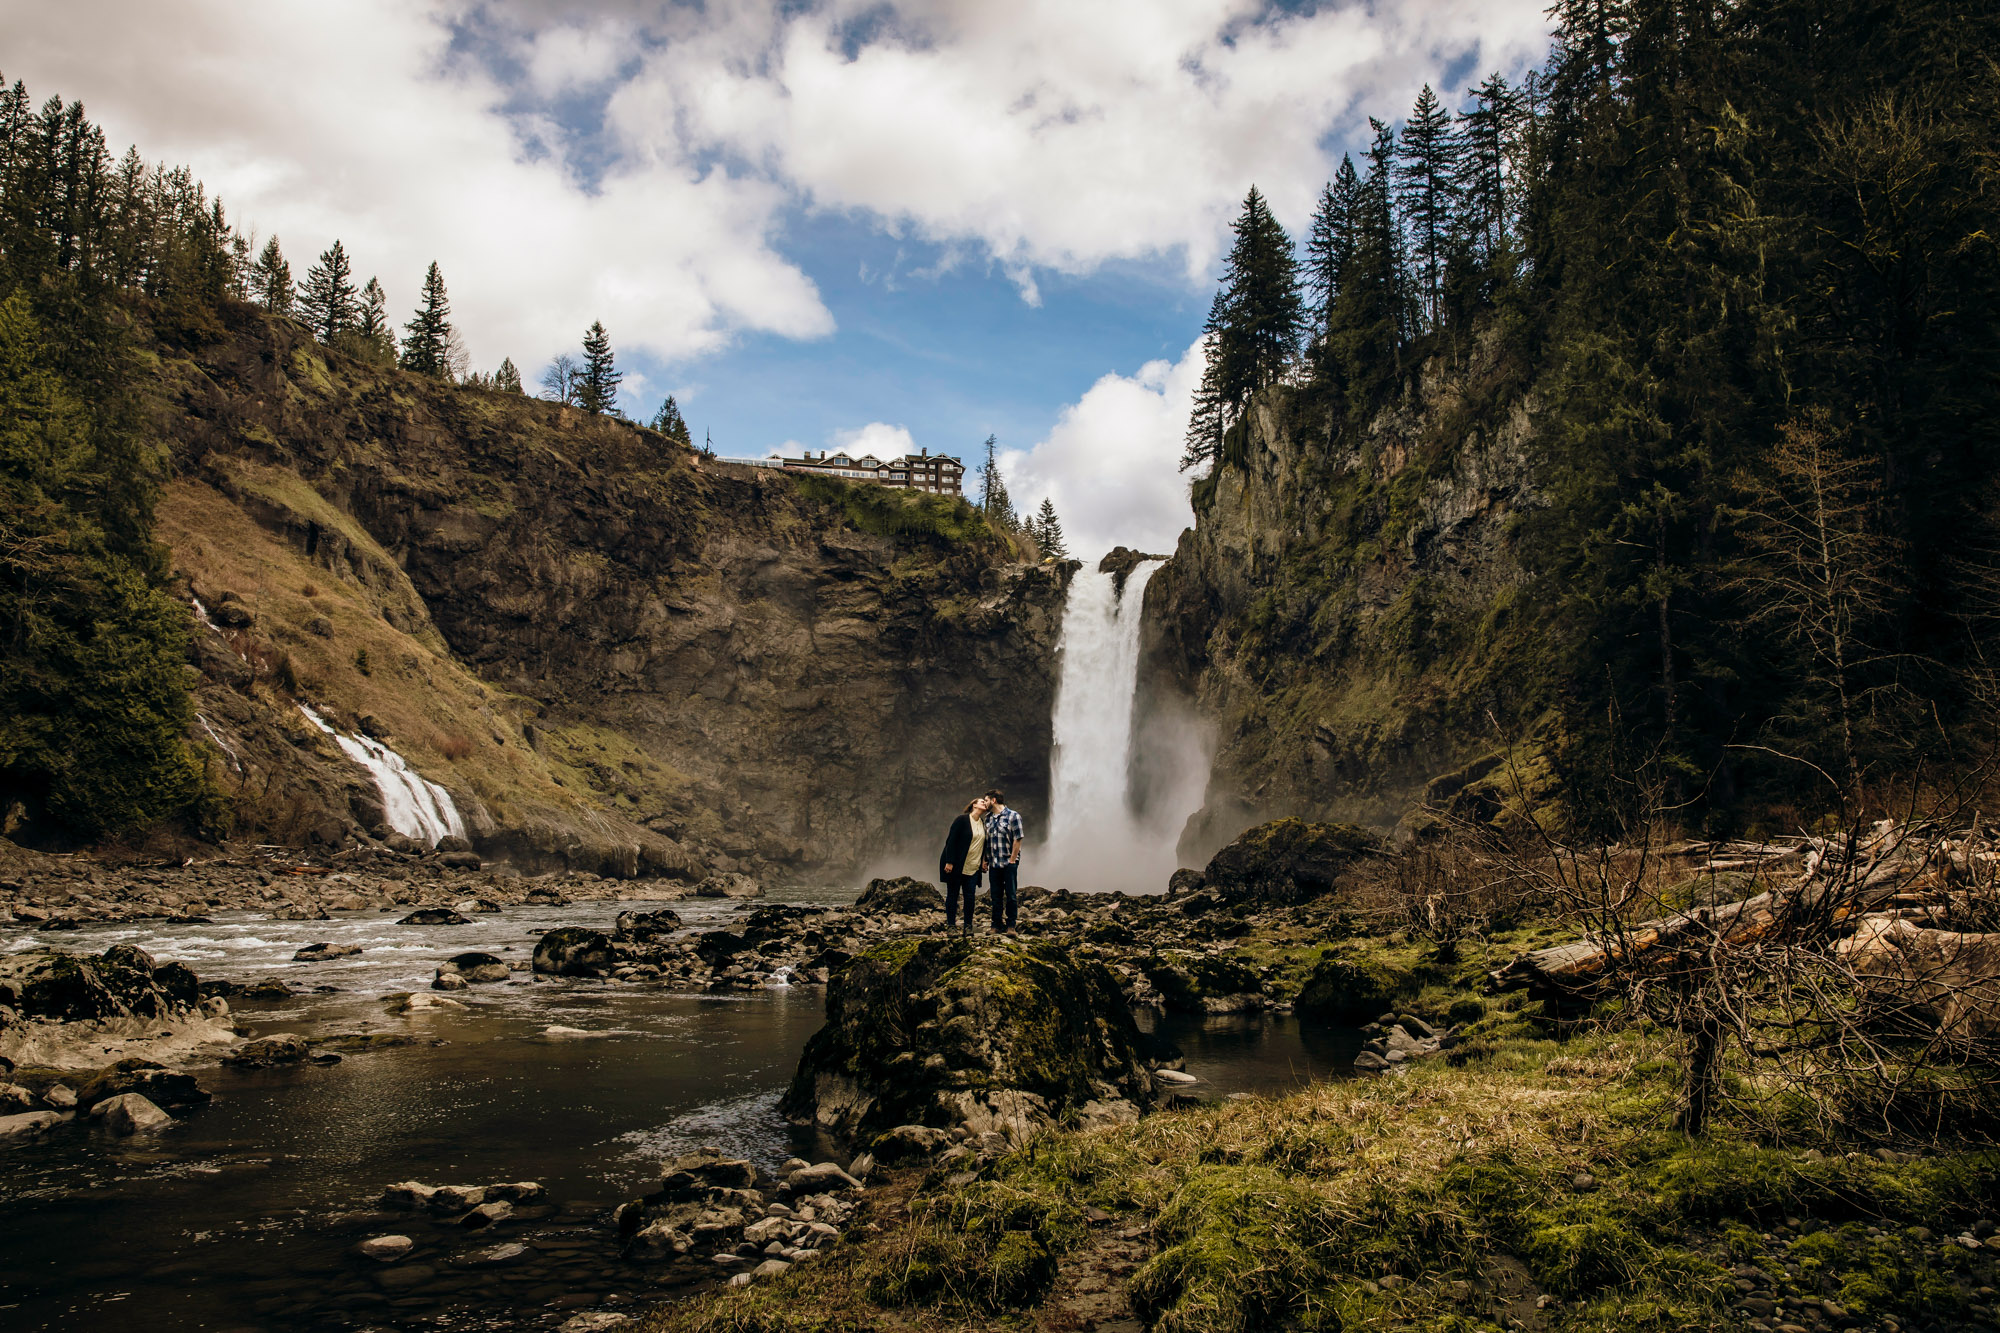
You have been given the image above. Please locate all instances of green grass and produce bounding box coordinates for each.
[792,474,993,545]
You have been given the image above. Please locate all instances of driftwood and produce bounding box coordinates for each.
[1489,827,1930,996]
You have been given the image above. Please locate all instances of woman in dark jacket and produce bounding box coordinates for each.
[939,795,991,934]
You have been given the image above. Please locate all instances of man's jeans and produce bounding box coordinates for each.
[945,874,978,928]
[989,863,1019,930]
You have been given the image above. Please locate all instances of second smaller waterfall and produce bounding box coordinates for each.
[300,706,467,846]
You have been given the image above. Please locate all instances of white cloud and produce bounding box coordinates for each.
[1006,339,1207,562]
[830,421,919,460]
[613,0,1551,278]
[3,0,832,379]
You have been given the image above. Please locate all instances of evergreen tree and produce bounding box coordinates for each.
[1457,73,1521,261]
[978,434,1016,525]
[398,261,450,378]
[1304,158,1363,352]
[1397,85,1459,330]
[650,394,692,446]
[493,357,522,393]
[1317,120,1410,424]
[1034,497,1069,558]
[253,236,291,315]
[352,276,395,361]
[295,239,357,344]
[1181,187,1303,471]
[577,320,620,415]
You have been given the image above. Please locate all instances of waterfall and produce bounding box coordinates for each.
[299,706,467,847]
[1043,561,1205,893]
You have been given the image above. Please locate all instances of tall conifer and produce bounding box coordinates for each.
[1182,187,1303,471]
[494,357,522,393]
[355,277,394,361]
[253,237,292,315]
[399,261,450,378]
[651,394,692,446]
[1397,85,1459,331]
[296,239,358,344]
[578,320,620,415]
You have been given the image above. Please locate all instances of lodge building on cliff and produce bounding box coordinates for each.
[758,448,966,495]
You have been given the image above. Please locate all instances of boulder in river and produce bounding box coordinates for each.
[532,928,616,977]
[90,1091,173,1133]
[436,952,510,986]
[614,909,682,940]
[357,1234,413,1261]
[293,943,362,962]
[0,946,199,1021]
[76,1058,210,1111]
[853,877,944,916]
[1181,818,1380,906]
[779,937,1171,1145]
[224,1034,310,1067]
[0,1109,68,1137]
[399,908,470,925]
[693,872,761,899]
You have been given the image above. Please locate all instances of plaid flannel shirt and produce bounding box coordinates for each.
[983,806,1024,865]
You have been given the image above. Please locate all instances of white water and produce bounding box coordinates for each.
[1043,562,1207,893]
[299,705,467,846]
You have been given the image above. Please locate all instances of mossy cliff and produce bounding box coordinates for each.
[146,306,1067,876]
[1142,340,1544,855]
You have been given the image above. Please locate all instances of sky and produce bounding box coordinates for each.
[3,0,1550,559]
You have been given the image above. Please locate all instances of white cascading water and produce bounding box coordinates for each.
[299,706,467,846]
[1043,561,1205,893]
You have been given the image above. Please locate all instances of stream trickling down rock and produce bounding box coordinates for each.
[0,896,1349,1332]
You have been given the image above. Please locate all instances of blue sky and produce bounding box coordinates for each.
[12,0,1552,555]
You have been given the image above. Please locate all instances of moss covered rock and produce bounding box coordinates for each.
[531,927,615,977]
[1191,818,1380,905]
[0,947,201,1023]
[780,937,1169,1144]
[1294,954,1416,1024]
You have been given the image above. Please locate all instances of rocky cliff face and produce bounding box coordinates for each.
[1142,339,1541,855]
[153,308,1067,879]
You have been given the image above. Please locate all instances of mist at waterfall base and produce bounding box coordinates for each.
[1042,561,1210,894]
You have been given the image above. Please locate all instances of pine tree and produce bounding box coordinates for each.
[578,320,620,414]
[1181,187,1303,471]
[1034,497,1069,558]
[1457,73,1521,261]
[494,357,522,393]
[345,276,392,362]
[253,236,292,315]
[1397,84,1459,331]
[978,434,1015,526]
[295,239,358,343]
[1305,158,1363,348]
[651,394,692,446]
[399,261,450,378]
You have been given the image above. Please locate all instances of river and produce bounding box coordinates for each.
[0,894,1355,1331]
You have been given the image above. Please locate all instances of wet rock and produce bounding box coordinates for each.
[42,1083,76,1110]
[533,928,616,977]
[459,1200,512,1228]
[432,972,468,992]
[629,1221,692,1258]
[693,873,761,899]
[382,1181,437,1209]
[1197,818,1380,905]
[358,1234,413,1261]
[240,977,296,1000]
[90,1091,173,1133]
[76,1058,210,1110]
[452,898,502,914]
[436,952,509,985]
[429,1184,486,1212]
[614,909,682,940]
[781,1162,861,1197]
[659,1147,762,1197]
[224,1034,310,1067]
[853,877,943,915]
[386,991,467,1013]
[781,938,1170,1143]
[0,1082,37,1113]
[399,908,470,925]
[0,946,200,1021]
[467,1241,528,1264]
[294,943,362,961]
[870,1124,950,1161]
[0,1109,66,1137]
[439,852,483,871]
[485,1182,547,1203]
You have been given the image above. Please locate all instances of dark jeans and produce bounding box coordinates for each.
[989,863,1018,929]
[944,873,979,928]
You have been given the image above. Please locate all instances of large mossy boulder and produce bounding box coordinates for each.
[0,947,200,1023]
[1295,955,1418,1025]
[531,928,615,977]
[1186,818,1379,905]
[854,876,944,915]
[780,938,1169,1145]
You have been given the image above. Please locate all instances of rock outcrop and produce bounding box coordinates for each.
[1174,818,1381,906]
[1142,349,1541,854]
[780,938,1170,1145]
[147,307,1070,880]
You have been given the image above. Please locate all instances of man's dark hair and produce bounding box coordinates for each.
[984,788,1005,803]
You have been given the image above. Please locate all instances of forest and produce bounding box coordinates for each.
[1188,0,2000,831]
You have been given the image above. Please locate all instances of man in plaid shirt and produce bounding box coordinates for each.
[981,788,1024,933]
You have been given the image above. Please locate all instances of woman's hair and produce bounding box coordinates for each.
[963,796,987,814]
